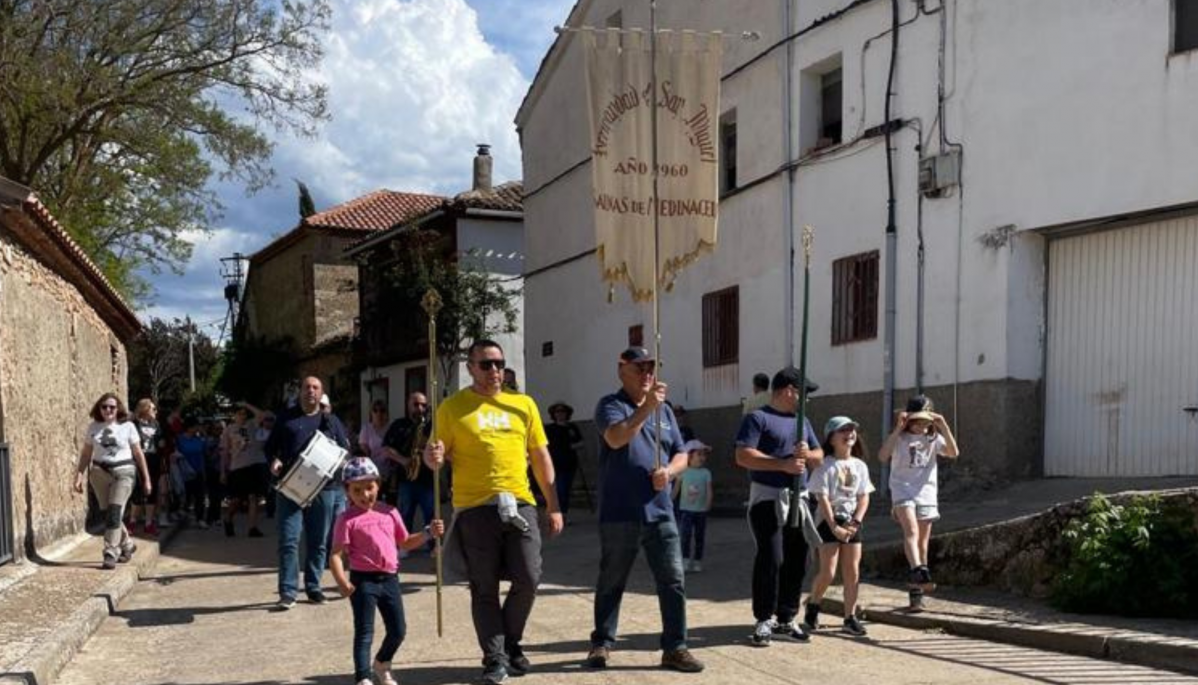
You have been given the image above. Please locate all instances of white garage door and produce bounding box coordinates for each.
[1044,216,1198,476]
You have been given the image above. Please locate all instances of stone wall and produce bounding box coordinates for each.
[862,488,1198,598]
[312,262,357,346]
[0,231,128,559]
[244,232,315,350]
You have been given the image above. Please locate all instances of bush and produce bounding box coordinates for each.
[1052,493,1198,617]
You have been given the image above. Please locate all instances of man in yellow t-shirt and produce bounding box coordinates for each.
[426,339,563,685]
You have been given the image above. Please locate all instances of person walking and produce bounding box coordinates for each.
[221,403,271,538]
[129,398,165,536]
[734,367,824,646]
[424,340,563,685]
[266,376,351,609]
[674,440,713,573]
[382,392,435,544]
[586,346,704,674]
[545,402,583,519]
[73,394,152,569]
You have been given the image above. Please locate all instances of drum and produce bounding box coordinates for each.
[277,430,348,507]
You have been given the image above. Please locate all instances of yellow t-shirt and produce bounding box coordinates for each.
[437,388,548,508]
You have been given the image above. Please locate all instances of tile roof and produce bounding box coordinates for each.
[303,190,445,231]
[449,181,524,212]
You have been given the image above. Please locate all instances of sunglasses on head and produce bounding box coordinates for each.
[474,359,506,371]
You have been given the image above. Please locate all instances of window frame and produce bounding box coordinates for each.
[831,250,880,346]
[701,286,739,367]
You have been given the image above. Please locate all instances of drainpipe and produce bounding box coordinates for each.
[881,0,900,496]
[783,0,796,366]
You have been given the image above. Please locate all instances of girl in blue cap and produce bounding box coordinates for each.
[805,416,875,637]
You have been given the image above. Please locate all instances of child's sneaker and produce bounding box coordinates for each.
[905,588,925,613]
[802,602,821,631]
[751,619,775,646]
[773,620,811,643]
[843,615,868,637]
[918,565,936,592]
[355,679,374,685]
[372,660,397,685]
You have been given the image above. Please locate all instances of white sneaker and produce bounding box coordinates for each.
[751,619,776,646]
[373,660,397,685]
[355,679,374,685]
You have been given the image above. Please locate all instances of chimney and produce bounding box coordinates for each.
[473,144,493,193]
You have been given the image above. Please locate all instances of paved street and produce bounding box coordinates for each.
[56,515,1198,685]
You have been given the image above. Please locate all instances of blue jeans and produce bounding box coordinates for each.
[276,488,339,599]
[397,481,435,547]
[678,511,707,561]
[349,571,406,681]
[591,518,687,652]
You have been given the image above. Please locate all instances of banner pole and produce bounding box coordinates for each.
[421,289,444,637]
[650,0,664,470]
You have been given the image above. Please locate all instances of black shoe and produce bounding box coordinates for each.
[248,527,264,538]
[585,646,608,669]
[803,602,821,631]
[117,544,136,563]
[843,615,868,637]
[224,521,235,537]
[506,645,530,675]
[275,596,296,611]
[481,658,508,684]
[773,620,811,643]
[306,590,326,604]
[101,555,118,570]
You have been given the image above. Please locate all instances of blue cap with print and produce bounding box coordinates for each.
[342,457,379,483]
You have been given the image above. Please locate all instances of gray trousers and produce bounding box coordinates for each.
[454,504,542,663]
[89,465,136,559]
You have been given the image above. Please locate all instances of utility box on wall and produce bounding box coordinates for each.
[919,150,961,198]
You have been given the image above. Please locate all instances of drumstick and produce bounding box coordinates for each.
[421,289,444,639]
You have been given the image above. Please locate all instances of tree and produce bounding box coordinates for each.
[127,317,219,410]
[215,332,298,408]
[385,227,521,394]
[0,0,330,299]
[296,179,317,218]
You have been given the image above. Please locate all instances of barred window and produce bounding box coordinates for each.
[702,286,739,367]
[831,251,879,345]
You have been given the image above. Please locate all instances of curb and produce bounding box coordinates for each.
[821,597,1198,677]
[0,525,182,685]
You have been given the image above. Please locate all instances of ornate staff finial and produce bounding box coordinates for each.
[421,288,443,317]
[802,225,814,266]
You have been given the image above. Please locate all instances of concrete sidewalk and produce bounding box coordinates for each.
[0,522,181,685]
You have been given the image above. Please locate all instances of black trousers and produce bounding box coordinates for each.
[748,500,810,623]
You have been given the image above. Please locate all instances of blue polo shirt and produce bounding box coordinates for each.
[735,406,819,489]
[594,389,684,523]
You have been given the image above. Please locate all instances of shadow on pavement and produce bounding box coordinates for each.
[116,601,279,627]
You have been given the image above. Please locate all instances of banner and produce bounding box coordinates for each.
[584,29,722,302]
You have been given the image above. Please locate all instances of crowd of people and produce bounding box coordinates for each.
[73,338,960,685]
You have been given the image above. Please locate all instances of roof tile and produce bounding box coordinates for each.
[303,190,445,231]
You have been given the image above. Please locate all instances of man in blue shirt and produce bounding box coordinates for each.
[735,366,824,646]
[587,347,704,674]
[265,375,349,610]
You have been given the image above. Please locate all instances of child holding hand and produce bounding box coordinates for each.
[331,457,444,685]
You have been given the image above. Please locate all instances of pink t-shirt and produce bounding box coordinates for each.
[332,503,410,573]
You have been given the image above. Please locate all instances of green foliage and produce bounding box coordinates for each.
[296,179,317,218]
[1052,493,1198,617]
[384,227,521,388]
[216,333,298,407]
[0,0,330,299]
[127,317,219,410]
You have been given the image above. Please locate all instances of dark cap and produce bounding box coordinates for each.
[619,347,655,363]
[905,395,934,413]
[771,366,819,394]
[752,372,770,390]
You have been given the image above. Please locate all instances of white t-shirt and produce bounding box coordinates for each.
[808,456,875,525]
[87,421,140,467]
[888,433,947,506]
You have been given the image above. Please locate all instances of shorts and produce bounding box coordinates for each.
[892,499,941,521]
[227,464,268,500]
[816,515,863,545]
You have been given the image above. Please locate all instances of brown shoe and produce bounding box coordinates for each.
[661,648,704,673]
[585,645,609,669]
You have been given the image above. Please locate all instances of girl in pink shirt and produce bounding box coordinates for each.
[331,458,444,685]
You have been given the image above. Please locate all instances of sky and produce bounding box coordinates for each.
[140,0,577,340]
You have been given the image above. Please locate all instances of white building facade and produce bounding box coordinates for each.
[517,0,1198,497]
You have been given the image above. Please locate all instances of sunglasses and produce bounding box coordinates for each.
[100,404,118,411]
[473,359,506,371]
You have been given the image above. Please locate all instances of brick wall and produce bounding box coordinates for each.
[0,231,128,559]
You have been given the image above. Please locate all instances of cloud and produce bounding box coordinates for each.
[143,0,574,323]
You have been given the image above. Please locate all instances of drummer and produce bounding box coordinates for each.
[266,375,350,610]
